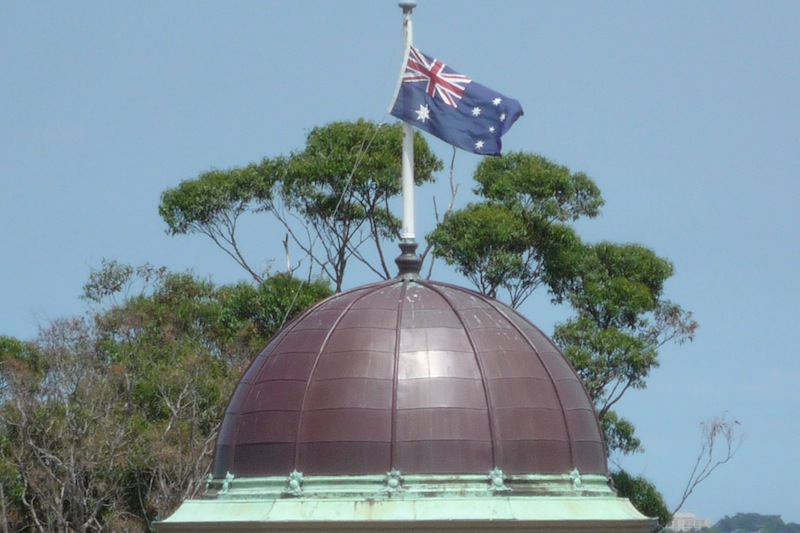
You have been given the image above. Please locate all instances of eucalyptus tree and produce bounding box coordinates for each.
[428,152,600,307]
[553,242,698,455]
[159,119,442,291]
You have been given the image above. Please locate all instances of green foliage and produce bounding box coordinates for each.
[709,512,800,533]
[280,119,440,220]
[0,263,332,532]
[612,470,672,529]
[472,151,604,220]
[429,152,592,307]
[555,315,657,416]
[560,242,675,327]
[158,119,443,289]
[601,410,642,455]
[427,202,531,298]
[159,160,277,237]
[278,119,442,287]
[553,241,696,453]
[220,273,332,338]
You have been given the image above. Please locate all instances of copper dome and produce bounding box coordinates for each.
[212,278,607,478]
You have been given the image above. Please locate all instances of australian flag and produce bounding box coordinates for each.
[390,46,523,156]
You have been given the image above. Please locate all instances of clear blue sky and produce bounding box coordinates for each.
[2,0,798,524]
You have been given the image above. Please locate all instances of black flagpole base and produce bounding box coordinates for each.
[395,240,422,280]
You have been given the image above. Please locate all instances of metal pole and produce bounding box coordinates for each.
[399,1,416,241]
[394,1,422,279]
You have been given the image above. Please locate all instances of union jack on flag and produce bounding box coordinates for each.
[390,46,523,156]
[402,46,471,108]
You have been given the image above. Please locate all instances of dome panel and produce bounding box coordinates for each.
[399,326,472,352]
[396,377,486,409]
[505,438,573,473]
[394,440,492,473]
[305,378,393,410]
[325,327,397,354]
[487,377,561,409]
[245,380,305,411]
[298,408,391,442]
[233,442,293,476]
[256,352,316,381]
[313,351,394,380]
[297,442,390,474]
[237,411,298,443]
[481,349,549,379]
[395,407,490,441]
[566,409,604,441]
[335,306,398,329]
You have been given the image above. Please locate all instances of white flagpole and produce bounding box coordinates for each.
[395,0,421,279]
[400,1,416,241]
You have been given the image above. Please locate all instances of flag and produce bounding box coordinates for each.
[390,46,523,156]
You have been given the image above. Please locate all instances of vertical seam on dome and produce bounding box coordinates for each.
[481,298,578,471]
[222,291,333,477]
[291,279,398,472]
[389,281,409,471]
[418,280,501,470]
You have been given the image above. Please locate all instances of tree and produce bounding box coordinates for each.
[672,414,743,516]
[159,119,443,290]
[0,335,40,532]
[1,319,138,532]
[554,242,697,455]
[0,263,332,532]
[429,152,599,307]
[159,162,277,283]
[715,513,790,533]
[612,470,672,530]
[84,263,332,526]
[278,119,442,288]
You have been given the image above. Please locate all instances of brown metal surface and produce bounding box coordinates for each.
[213,279,607,478]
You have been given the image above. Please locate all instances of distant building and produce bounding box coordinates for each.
[670,512,712,531]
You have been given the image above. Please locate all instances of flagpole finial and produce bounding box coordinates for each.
[399,1,416,13]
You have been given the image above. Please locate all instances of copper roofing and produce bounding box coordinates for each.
[212,278,607,478]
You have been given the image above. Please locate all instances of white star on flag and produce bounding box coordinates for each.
[472,107,481,117]
[474,139,485,150]
[415,104,431,123]
[493,97,503,106]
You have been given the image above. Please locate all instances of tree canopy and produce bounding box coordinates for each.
[0,264,332,532]
[159,119,442,290]
[429,152,598,307]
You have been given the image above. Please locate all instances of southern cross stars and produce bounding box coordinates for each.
[469,97,507,150]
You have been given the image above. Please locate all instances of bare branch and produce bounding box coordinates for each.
[672,414,743,515]
[422,145,460,278]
